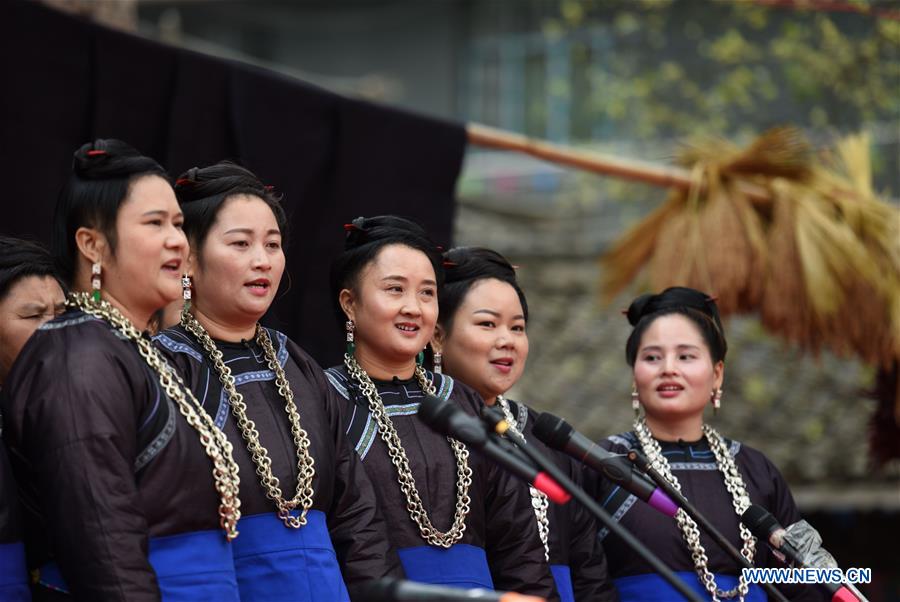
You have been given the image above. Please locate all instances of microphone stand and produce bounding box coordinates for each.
[627,449,790,602]
[483,409,705,602]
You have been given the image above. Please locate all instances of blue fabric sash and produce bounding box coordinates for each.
[397,544,494,590]
[232,510,349,602]
[615,571,766,601]
[37,529,240,600]
[0,542,30,601]
[550,564,574,602]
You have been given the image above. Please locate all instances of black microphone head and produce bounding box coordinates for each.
[533,412,574,450]
[480,404,505,430]
[741,503,780,540]
[419,396,488,446]
[417,395,457,435]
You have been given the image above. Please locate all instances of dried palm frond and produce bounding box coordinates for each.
[809,133,900,366]
[649,202,707,291]
[824,132,874,199]
[758,185,825,351]
[724,126,811,180]
[603,127,806,314]
[600,193,685,299]
[676,127,810,180]
[601,127,900,371]
[697,172,768,313]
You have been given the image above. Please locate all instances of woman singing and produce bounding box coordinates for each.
[156,162,401,601]
[1,140,241,601]
[591,286,824,601]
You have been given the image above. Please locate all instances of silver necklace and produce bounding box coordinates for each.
[344,354,472,548]
[496,395,551,562]
[633,417,756,601]
[180,311,316,529]
[69,293,242,539]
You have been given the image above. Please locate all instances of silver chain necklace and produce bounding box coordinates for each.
[496,395,550,562]
[69,293,242,539]
[181,311,316,529]
[344,353,473,548]
[633,417,756,601]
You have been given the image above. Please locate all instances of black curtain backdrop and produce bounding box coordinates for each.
[0,1,465,366]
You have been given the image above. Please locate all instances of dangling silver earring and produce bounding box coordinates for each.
[182,275,192,313]
[712,387,722,415]
[91,261,102,303]
[345,320,356,356]
[632,383,640,417]
[433,350,443,374]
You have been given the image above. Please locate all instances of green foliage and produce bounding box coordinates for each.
[541,0,899,195]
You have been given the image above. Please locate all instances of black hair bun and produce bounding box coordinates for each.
[626,293,655,326]
[72,139,164,180]
[342,215,432,252]
[627,286,722,330]
[443,247,517,286]
[174,161,268,205]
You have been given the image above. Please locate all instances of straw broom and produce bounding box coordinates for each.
[595,128,899,358]
[605,128,805,316]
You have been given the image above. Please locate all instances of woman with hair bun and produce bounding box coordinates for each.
[432,246,618,602]
[156,161,401,601]
[1,139,242,601]
[326,216,557,599]
[590,286,824,601]
[0,236,66,602]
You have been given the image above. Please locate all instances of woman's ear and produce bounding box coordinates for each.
[431,323,446,354]
[74,226,107,265]
[338,288,355,322]
[185,248,197,277]
[713,360,725,390]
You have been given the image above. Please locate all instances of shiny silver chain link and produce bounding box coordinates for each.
[496,395,550,562]
[344,354,472,548]
[181,311,316,529]
[634,418,755,601]
[69,293,242,539]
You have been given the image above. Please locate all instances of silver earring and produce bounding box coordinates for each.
[632,383,640,417]
[182,275,192,312]
[91,261,102,303]
[712,388,722,414]
[433,351,442,374]
[345,320,355,356]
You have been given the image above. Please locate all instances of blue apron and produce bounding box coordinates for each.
[37,529,240,600]
[0,542,30,601]
[231,510,349,601]
[551,564,575,602]
[397,544,494,590]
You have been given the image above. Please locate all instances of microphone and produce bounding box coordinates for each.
[741,504,805,566]
[783,520,838,570]
[741,504,865,602]
[352,577,546,601]
[532,413,678,517]
[418,396,570,504]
